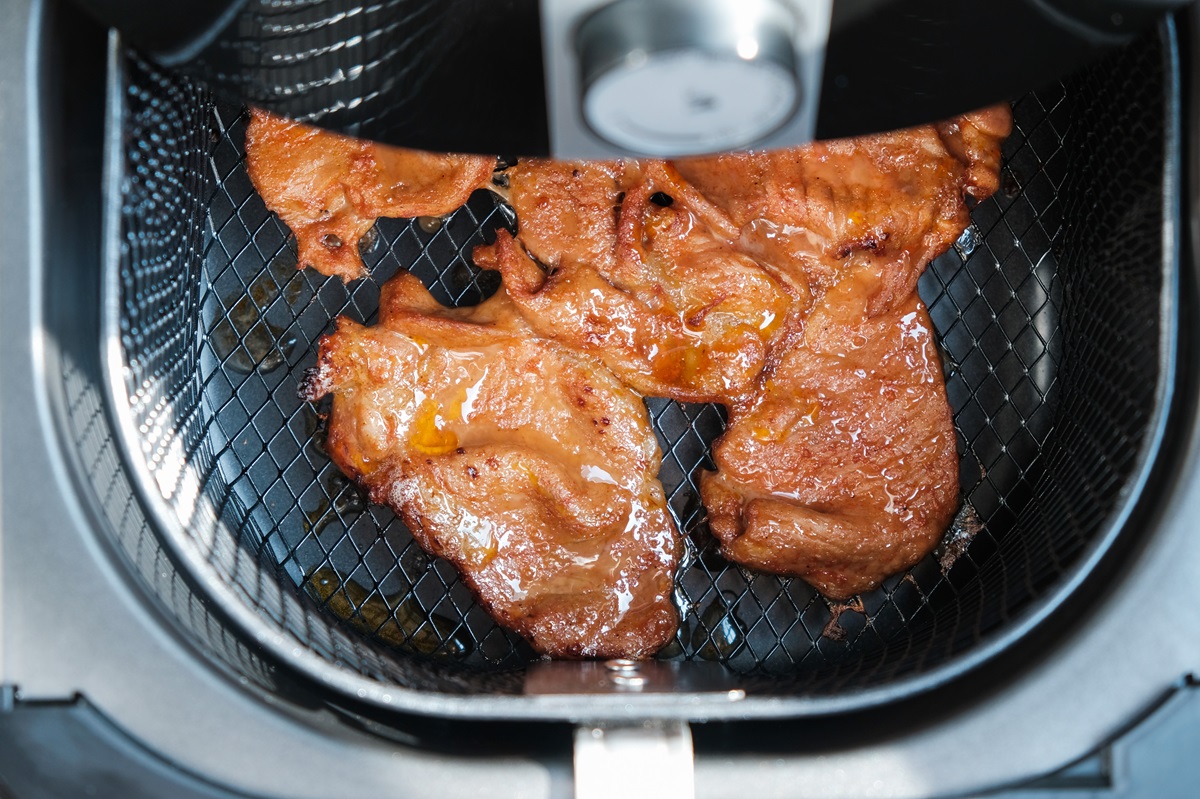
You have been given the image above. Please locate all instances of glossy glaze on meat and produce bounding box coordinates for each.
[291,105,1009,652]
[475,160,792,404]
[693,106,1010,598]
[300,273,679,658]
[675,106,1013,319]
[245,109,494,281]
[702,284,959,599]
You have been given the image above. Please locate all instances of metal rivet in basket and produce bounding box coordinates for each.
[605,659,646,688]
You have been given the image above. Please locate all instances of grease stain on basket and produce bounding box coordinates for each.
[302,404,328,458]
[302,472,367,537]
[690,594,746,660]
[212,255,303,373]
[305,567,472,658]
[417,215,445,234]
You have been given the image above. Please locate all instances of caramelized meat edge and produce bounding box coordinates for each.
[246,109,494,281]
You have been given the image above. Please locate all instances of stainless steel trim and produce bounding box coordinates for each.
[538,0,832,159]
[525,659,747,701]
[576,0,800,155]
[575,720,694,799]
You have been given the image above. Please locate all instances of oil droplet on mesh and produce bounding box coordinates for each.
[302,474,366,536]
[304,567,472,658]
[495,198,518,231]
[677,535,699,571]
[213,256,302,373]
[418,216,445,234]
[690,595,745,660]
[302,498,333,537]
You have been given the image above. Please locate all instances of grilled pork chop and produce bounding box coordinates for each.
[476,159,792,404]
[290,105,1009,646]
[692,106,1010,597]
[675,106,1013,318]
[300,272,679,657]
[246,109,494,281]
[702,285,959,599]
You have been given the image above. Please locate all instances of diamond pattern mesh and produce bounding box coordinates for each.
[107,28,1171,701]
[174,0,548,155]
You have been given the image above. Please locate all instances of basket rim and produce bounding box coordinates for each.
[97,23,1182,721]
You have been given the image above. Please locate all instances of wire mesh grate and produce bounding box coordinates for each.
[108,26,1170,699]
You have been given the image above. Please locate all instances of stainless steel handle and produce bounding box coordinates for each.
[575,720,695,799]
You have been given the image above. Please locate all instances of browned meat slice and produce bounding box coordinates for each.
[701,283,959,599]
[245,109,495,281]
[675,106,1013,319]
[476,159,792,404]
[934,105,1014,201]
[300,272,679,658]
[693,107,1010,598]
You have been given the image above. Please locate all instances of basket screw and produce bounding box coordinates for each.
[605,658,647,688]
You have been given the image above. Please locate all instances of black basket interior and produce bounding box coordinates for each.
[109,29,1169,700]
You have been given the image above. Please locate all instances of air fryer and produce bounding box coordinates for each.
[2,0,1200,797]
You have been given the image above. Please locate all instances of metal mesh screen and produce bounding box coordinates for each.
[62,355,282,695]
[176,0,548,155]
[104,28,1171,703]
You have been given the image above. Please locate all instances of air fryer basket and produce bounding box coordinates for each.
[102,27,1175,713]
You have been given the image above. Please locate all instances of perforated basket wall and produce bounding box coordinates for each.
[105,28,1173,702]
